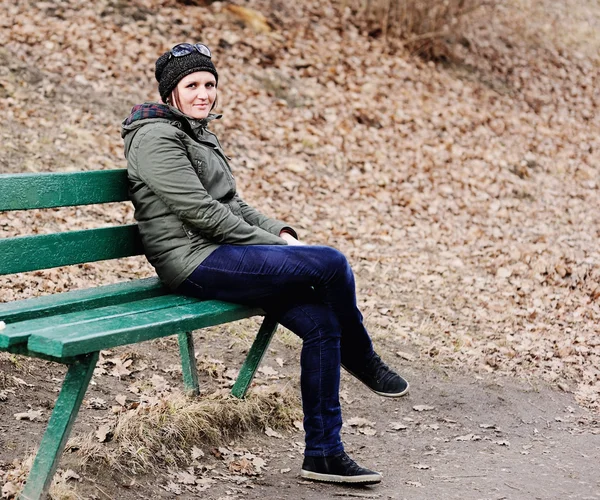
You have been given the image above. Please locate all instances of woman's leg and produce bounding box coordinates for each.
[177,244,398,482]
[277,302,343,457]
[177,244,374,368]
[180,254,344,455]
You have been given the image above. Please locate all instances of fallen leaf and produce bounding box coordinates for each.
[14,409,43,421]
[62,469,81,481]
[258,366,279,377]
[2,482,18,497]
[455,434,482,441]
[396,350,415,361]
[360,427,377,436]
[340,389,355,404]
[413,405,435,412]
[250,455,266,472]
[224,5,272,33]
[151,375,171,392]
[110,358,133,378]
[347,417,376,427]
[86,397,107,410]
[12,377,34,387]
[265,426,283,438]
[229,457,260,476]
[497,267,512,278]
[162,481,182,495]
[176,469,197,485]
[96,424,112,443]
[195,477,214,492]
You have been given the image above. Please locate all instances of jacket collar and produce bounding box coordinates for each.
[121,102,221,134]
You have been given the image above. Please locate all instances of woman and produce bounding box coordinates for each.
[121,43,409,485]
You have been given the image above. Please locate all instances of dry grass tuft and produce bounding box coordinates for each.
[339,0,495,58]
[69,385,302,473]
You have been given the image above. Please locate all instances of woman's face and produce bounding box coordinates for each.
[172,71,217,120]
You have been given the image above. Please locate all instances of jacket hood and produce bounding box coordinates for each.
[121,102,221,156]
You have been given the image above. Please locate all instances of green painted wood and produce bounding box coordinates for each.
[0,277,165,324]
[0,170,128,211]
[178,331,200,396]
[19,352,99,500]
[231,316,278,399]
[0,225,143,275]
[28,301,264,358]
[4,343,76,365]
[0,293,198,350]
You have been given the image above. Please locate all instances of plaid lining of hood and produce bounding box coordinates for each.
[123,103,176,126]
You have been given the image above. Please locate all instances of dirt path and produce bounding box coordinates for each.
[191,364,600,500]
[3,339,597,500]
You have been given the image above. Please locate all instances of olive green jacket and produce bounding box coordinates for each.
[121,103,295,289]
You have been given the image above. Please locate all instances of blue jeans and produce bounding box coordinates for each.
[177,244,375,457]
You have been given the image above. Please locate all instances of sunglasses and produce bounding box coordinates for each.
[169,43,212,59]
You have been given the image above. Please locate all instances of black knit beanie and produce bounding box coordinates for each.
[155,48,219,104]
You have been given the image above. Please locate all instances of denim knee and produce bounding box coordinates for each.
[314,246,350,276]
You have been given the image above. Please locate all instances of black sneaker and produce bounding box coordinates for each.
[342,352,409,397]
[301,452,382,484]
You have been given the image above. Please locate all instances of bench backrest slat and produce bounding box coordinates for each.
[0,170,145,276]
[0,170,129,211]
[0,225,143,275]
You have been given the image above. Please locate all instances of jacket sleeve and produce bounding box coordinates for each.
[134,125,287,246]
[233,194,298,239]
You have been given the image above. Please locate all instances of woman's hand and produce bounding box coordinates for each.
[280,231,306,246]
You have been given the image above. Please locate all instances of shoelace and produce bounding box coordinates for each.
[366,353,397,384]
[338,453,366,474]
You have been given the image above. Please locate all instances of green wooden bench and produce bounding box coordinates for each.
[0,169,278,500]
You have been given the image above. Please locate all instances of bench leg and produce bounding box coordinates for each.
[178,331,199,396]
[20,352,99,500]
[231,316,278,399]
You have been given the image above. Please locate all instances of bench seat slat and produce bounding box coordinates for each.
[0,294,199,349]
[0,225,144,275]
[0,277,165,324]
[28,301,264,358]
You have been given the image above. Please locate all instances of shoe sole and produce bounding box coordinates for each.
[341,364,410,398]
[301,469,382,484]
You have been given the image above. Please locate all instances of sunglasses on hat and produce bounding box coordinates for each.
[169,43,212,59]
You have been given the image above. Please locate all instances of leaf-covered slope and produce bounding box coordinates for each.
[0,0,598,408]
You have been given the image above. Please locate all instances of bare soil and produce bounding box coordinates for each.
[1,330,599,499]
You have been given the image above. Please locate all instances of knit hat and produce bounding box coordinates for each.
[155,47,219,103]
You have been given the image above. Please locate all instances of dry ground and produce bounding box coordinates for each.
[1,0,599,498]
